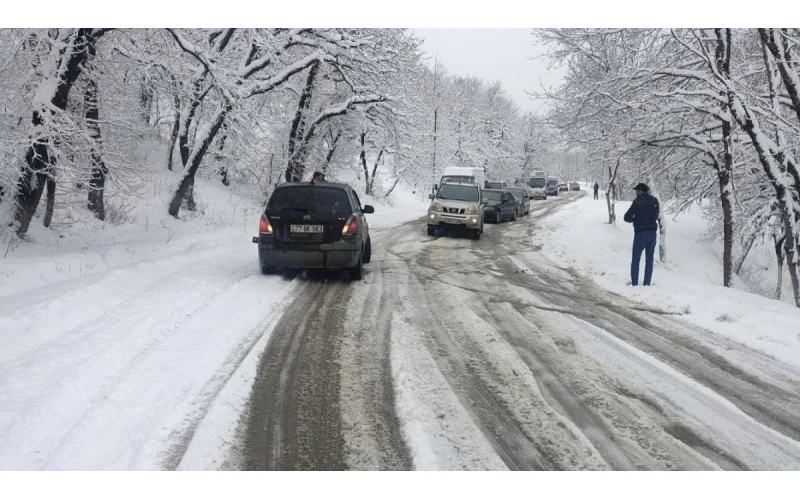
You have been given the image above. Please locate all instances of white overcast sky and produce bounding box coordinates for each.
[414,29,566,114]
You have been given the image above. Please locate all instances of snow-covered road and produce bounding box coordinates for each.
[243,192,800,470]
[4,192,800,470]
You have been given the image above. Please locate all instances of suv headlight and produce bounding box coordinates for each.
[466,205,478,215]
[429,201,442,212]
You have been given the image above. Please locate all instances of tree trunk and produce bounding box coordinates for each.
[369,148,384,195]
[140,73,153,125]
[184,176,196,211]
[13,29,101,237]
[169,105,230,217]
[43,175,56,228]
[605,157,620,225]
[360,130,370,194]
[719,170,734,286]
[214,123,229,186]
[285,63,319,183]
[646,180,668,263]
[84,50,108,221]
[323,129,340,173]
[167,86,180,171]
[775,234,785,300]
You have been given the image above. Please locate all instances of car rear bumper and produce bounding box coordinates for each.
[255,237,361,269]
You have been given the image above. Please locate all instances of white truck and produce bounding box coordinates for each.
[436,166,486,192]
[527,170,548,200]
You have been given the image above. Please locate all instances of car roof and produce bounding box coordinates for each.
[275,181,351,190]
[441,181,479,186]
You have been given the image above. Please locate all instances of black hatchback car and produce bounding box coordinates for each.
[252,181,374,280]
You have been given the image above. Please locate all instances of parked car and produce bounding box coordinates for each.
[570,182,581,191]
[506,187,530,216]
[252,182,374,280]
[546,177,560,196]
[558,180,568,192]
[482,189,519,223]
[485,181,507,189]
[427,181,485,239]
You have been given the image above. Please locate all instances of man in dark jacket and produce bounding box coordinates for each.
[593,182,599,200]
[623,183,660,286]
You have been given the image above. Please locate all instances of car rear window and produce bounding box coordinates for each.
[483,190,503,201]
[268,186,353,214]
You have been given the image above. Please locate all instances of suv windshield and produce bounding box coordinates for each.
[437,184,479,202]
[483,190,503,201]
[547,178,558,187]
[268,186,352,214]
[529,178,546,188]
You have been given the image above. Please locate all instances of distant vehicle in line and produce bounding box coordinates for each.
[427,181,485,239]
[570,182,581,191]
[558,180,568,192]
[482,189,519,223]
[546,177,560,196]
[528,170,548,200]
[485,181,508,189]
[506,187,530,216]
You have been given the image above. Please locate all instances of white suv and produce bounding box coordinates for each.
[427,182,485,240]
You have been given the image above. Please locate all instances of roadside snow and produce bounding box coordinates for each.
[539,194,800,370]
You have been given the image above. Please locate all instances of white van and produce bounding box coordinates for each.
[527,170,548,200]
[438,166,486,191]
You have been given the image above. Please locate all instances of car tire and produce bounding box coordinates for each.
[427,225,436,236]
[350,250,364,281]
[363,237,372,264]
[471,229,481,240]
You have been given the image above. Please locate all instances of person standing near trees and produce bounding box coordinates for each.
[623,183,660,286]
[593,182,599,200]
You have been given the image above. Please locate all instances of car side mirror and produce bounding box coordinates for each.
[363,205,375,214]
[428,193,435,200]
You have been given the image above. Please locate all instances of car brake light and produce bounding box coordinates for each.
[342,215,359,236]
[259,215,273,234]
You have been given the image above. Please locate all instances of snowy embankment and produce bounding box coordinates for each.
[539,193,800,370]
[0,153,426,470]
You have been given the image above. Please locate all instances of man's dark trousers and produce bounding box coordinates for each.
[632,230,657,286]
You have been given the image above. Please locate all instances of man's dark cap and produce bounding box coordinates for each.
[313,171,324,178]
[633,183,649,192]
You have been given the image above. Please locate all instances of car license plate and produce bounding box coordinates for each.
[290,224,324,233]
[444,218,460,224]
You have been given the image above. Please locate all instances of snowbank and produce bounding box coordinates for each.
[540,193,800,369]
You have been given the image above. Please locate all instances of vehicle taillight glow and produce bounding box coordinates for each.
[259,215,273,234]
[342,215,359,236]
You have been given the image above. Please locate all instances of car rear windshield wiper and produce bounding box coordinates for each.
[278,206,309,213]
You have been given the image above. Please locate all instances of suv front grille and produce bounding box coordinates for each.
[443,207,465,214]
